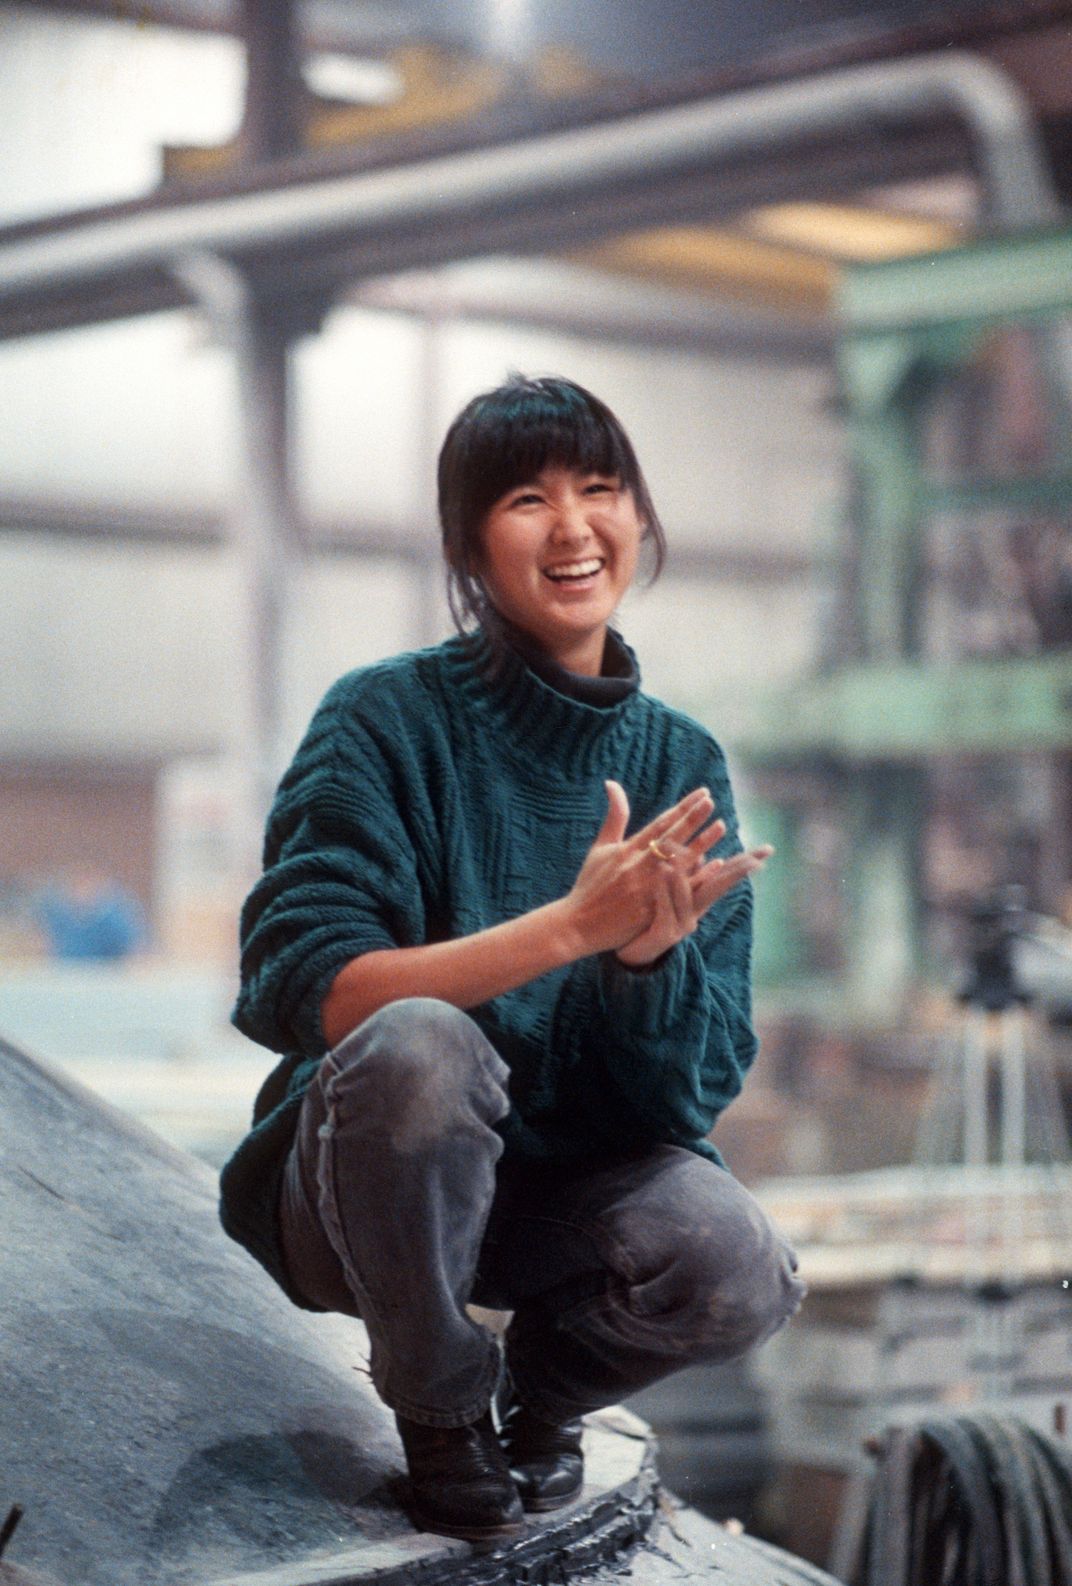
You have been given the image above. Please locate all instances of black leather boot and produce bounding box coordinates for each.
[497,1388,585,1512]
[395,1411,525,1542]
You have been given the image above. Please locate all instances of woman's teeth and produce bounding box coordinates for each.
[543,558,604,583]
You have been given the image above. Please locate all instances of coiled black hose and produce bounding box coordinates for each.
[848,1412,1072,1586]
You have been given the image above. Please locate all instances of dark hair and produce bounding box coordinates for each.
[437,374,666,631]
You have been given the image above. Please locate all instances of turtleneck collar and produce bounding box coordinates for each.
[440,618,643,779]
[481,609,639,707]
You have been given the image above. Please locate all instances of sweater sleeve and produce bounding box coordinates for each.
[232,688,426,1058]
[552,738,758,1148]
[592,883,757,1139]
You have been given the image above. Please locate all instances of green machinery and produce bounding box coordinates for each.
[739,223,1072,1020]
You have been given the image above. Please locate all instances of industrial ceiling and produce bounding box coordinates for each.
[27,1,1072,91]
[6,3,1072,321]
[3,0,1070,348]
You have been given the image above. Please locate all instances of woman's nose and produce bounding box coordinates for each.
[548,495,590,540]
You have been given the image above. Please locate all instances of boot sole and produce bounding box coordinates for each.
[408,1504,526,1544]
[519,1481,583,1514]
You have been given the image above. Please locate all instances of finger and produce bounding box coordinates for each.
[683,816,726,863]
[660,793,716,847]
[633,787,711,849]
[691,847,773,911]
[645,835,689,866]
[691,869,751,915]
[667,862,695,928]
[692,848,770,896]
[596,779,630,846]
[696,843,773,876]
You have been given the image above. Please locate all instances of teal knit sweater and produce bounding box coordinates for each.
[221,627,758,1304]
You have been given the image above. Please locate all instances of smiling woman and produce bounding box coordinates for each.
[437,376,665,647]
[478,466,642,675]
[220,373,798,1545]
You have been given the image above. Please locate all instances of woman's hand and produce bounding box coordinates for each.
[615,830,774,970]
[561,780,716,958]
[322,779,770,1046]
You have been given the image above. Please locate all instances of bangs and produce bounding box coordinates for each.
[459,380,639,527]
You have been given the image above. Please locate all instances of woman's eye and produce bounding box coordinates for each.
[510,491,541,508]
[584,480,615,495]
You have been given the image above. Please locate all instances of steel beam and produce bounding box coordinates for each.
[849,394,925,662]
[839,223,1072,333]
[922,472,1072,513]
[238,0,303,164]
[736,653,1072,762]
[168,250,308,842]
[845,765,925,1019]
[0,53,1059,343]
[746,796,809,986]
[24,0,409,52]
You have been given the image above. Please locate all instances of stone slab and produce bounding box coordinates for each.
[0,1036,838,1586]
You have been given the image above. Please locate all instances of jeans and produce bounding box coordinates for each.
[278,998,805,1428]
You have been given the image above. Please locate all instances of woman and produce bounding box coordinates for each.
[221,375,804,1543]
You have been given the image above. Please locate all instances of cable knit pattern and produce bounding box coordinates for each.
[220,628,758,1303]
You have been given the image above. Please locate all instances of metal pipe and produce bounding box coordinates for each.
[998,1006,1027,1281]
[963,1008,990,1172]
[963,1007,991,1273]
[171,250,301,840]
[998,1006,1027,1176]
[0,53,1060,315]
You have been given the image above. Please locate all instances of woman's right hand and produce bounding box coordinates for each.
[561,780,715,957]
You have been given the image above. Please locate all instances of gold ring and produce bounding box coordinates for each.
[648,838,674,862]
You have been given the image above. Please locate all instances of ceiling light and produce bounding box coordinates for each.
[486,0,533,62]
[303,54,402,105]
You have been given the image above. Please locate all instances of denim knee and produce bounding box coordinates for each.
[685,1212,806,1356]
[615,1168,805,1360]
[329,998,510,1149]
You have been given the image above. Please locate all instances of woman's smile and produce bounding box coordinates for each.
[479,465,642,673]
[542,555,606,586]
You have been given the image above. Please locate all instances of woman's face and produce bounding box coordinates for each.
[477,465,643,674]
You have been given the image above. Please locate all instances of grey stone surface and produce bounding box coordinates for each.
[625,1502,846,1585]
[0,1036,838,1586]
[2,1038,405,1585]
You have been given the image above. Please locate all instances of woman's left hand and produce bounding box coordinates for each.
[616,825,774,969]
